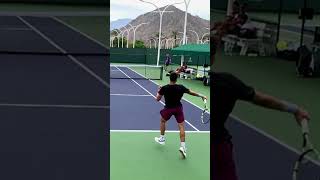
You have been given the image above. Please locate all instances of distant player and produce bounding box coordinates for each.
[154,72,207,158]
[164,54,172,71]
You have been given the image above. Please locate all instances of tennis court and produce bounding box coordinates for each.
[0,6,108,179]
[110,64,210,180]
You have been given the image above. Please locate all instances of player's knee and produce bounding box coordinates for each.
[160,118,166,123]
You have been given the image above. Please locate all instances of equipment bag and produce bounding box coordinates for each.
[297,46,314,77]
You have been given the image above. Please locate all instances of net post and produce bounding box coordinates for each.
[160,66,164,80]
[196,55,199,72]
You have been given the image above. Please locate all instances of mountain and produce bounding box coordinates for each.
[111,18,132,30]
[114,6,210,46]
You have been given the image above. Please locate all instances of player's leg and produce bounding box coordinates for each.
[155,108,172,145]
[177,122,185,142]
[212,140,238,180]
[175,106,187,158]
[160,117,166,136]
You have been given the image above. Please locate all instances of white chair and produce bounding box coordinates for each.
[237,22,266,56]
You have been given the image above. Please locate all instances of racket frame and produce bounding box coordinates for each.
[292,119,320,180]
[201,99,210,124]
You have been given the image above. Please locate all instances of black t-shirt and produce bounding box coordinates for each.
[158,84,190,108]
[212,72,255,142]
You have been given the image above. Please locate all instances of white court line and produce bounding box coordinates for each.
[0,12,107,17]
[111,94,152,97]
[111,130,210,133]
[0,103,108,109]
[230,115,320,166]
[17,16,110,88]
[52,16,107,49]
[115,66,200,132]
[0,27,32,31]
[280,29,313,38]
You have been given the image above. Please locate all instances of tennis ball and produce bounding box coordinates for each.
[277,41,288,51]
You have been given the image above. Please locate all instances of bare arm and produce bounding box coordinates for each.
[155,86,163,101]
[252,91,310,125]
[187,90,207,100]
[252,91,288,112]
[155,93,162,101]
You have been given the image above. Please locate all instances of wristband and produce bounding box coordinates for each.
[283,101,299,114]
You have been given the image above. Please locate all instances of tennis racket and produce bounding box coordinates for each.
[201,99,210,124]
[292,119,320,180]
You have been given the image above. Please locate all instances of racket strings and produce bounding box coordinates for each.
[201,100,210,124]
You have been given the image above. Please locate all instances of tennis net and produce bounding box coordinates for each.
[0,13,108,56]
[110,64,163,80]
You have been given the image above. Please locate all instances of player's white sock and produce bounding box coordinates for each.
[160,135,165,140]
[181,142,186,149]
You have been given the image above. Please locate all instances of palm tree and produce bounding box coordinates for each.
[110,29,121,47]
[110,29,119,37]
[171,31,178,47]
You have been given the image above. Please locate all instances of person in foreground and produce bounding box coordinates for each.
[154,72,207,158]
[212,49,311,180]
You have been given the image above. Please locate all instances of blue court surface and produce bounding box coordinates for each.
[110,66,210,132]
[0,15,108,179]
[227,116,320,179]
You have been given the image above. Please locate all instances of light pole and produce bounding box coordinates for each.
[128,22,149,48]
[139,0,183,66]
[161,38,170,49]
[110,29,120,47]
[178,32,189,44]
[189,30,199,44]
[171,38,176,48]
[112,29,122,48]
[122,26,132,48]
[161,38,168,49]
[114,29,122,48]
[165,39,171,49]
[110,36,116,47]
[201,32,210,44]
[203,39,210,44]
[178,32,189,45]
[182,0,191,45]
[151,38,157,48]
[121,29,128,48]
[179,36,189,45]
[167,38,175,49]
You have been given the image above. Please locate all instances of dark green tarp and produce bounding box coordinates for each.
[172,44,210,56]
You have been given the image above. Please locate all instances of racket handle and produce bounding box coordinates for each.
[301,119,309,134]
